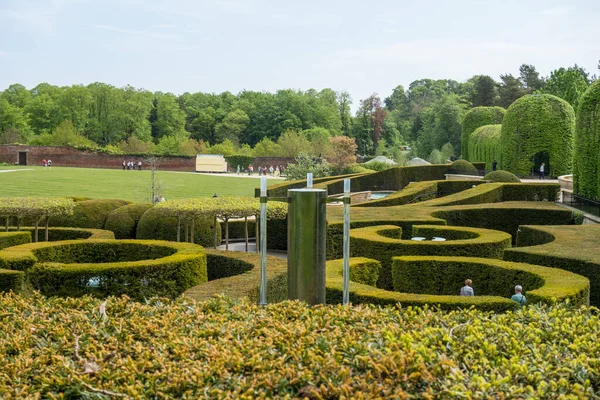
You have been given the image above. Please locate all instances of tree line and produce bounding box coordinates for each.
[0,62,597,162]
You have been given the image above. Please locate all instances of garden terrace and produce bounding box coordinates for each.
[0,240,207,299]
[505,225,600,306]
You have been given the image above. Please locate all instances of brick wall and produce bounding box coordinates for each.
[0,145,196,172]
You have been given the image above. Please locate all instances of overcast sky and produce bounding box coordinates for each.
[1,0,599,107]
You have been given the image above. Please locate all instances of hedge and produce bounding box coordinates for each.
[136,207,219,247]
[505,224,600,306]
[258,173,365,197]
[0,240,207,299]
[461,106,505,159]
[448,159,478,175]
[483,170,520,183]
[349,224,512,290]
[5,295,600,397]
[501,94,576,177]
[224,154,255,170]
[104,202,154,239]
[5,227,115,241]
[0,269,24,293]
[356,181,438,208]
[0,231,31,250]
[573,79,600,199]
[184,249,287,303]
[325,258,518,311]
[468,124,502,171]
[49,199,130,229]
[392,256,589,307]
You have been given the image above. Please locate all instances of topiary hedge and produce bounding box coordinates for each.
[0,231,31,250]
[468,124,502,171]
[0,268,24,293]
[6,227,114,241]
[574,80,600,199]
[483,170,521,183]
[349,224,512,290]
[325,258,518,311]
[136,207,219,247]
[49,199,130,229]
[461,106,505,159]
[104,203,154,239]
[392,256,589,306]
[501,94,576,177]
[506,224,600,306]
[184,249,287,303]
[356,181,438,208]
[0,240,207,299]
[447,160,478,175]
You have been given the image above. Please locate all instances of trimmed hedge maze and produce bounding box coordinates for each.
[0,240,207,299]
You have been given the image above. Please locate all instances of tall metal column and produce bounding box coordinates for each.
[259,177,268,306]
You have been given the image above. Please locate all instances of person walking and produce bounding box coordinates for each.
[42,159,47,168]
[460,279,474,296]
[269,166,274,176]
[492,160,498,171]
[236,165,241,175]
[138,161,142,171]
[511,285,526,306]
[539,163,545,180]
[47,159,52,168]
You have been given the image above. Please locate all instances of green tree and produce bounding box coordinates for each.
[25,93,58,134]
[284,153,331,181]
[252,137,281,157]
[208,139,236,155]
[541,66,589,110]
[214,109,250,144]
[1,83,31,108]
[519,64,544,92]
[470,75,498,107]
[0,98,32,140]
[337,90,353,136]
[152,94,186,139]
[277,130,311,157]
[48,120,94,147]
[497,74,527,108]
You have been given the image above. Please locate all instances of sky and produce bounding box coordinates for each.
[0,0,599,108]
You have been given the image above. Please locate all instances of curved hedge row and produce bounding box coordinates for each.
[574,79,600,199]
[393,256,589,307]
[468,124,501,171]
[6,227,115,241]
[349,224,512,290]
[325,258,518,311]
[483,170,520,183]
[0,232,31,250]
[184,249,287,303]
[505,224,600,306]
[461,106,505,159]
[104,202,154,239]
[0,240,207,299]
[501,94,576,177]
[49,199,130,229]
[448,160,478,175]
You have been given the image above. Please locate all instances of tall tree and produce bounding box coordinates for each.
[519,64,544,91]
[470,75,497,107]
[542,66,589,109]
[337,90,352,137]
[152,94,187,139]
[497,74,527,108]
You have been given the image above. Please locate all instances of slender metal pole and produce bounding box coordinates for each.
[259,177,268,306]
[343,178,351,305]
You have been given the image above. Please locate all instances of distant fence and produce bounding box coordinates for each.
[562,191,600,218]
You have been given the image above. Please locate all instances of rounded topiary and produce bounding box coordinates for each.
[501,94,575,177]
[468,124,501,171]
[461,106,505,159]
[483,170,521,183]
[448,160,478,175]
[574,80,600,200]
[136,207,220,247]
[104,203,154,239]
[49,199,129,229]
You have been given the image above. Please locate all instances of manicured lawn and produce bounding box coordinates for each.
[0,166,276,201]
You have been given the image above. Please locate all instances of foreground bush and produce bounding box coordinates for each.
[0,294,598,398]
[49,199,129,229]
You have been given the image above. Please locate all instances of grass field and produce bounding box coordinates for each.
[0,166,278,201]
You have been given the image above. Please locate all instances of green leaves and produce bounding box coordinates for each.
[0,197,74,220]
[155,197,287,221]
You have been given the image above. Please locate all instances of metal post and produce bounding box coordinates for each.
[342,178,351,305]
[287,183,327,305]
[259,177,268,306]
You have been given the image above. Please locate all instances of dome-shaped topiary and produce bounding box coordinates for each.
[104,203,154,239]
[136,207,220,247]
[468,124,502,171]
[574,80,600,200]
[483,170,521,183]
[461,106,505,159]
[49,199,130,229]
[448,159,478,175]
[500,94,575,177]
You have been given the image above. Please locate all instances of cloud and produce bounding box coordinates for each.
[541,6,574,16]
[92,24,180,40]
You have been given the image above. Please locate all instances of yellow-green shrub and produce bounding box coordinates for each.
[104,202,154,239]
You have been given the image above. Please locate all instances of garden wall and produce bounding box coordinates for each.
[0,145,196,172]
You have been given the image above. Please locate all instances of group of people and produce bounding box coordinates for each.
[123,161,142,171]
[41,159,52,168]
[460,279,527,306]
[236,165,284,177]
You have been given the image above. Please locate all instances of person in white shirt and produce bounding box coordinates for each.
[460,279,474,296]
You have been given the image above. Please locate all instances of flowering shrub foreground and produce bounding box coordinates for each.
[0,293,598,399]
